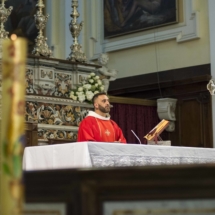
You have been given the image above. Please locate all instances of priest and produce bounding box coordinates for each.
[78,92,127,143]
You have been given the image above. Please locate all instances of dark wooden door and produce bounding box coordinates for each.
[168,92,213,148]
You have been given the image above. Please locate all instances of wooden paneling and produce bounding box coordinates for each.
[108,64,213,148]
[168,93,212,148]
[24,164,215,215]
[109,64,211,97]
[180,99,201,147]
[25,122,38,147]
[109,96,157,106]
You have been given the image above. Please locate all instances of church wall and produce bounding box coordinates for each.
[43,0,213,148]
[46,0,71,59]
[46,0,86,60]
[91,0,210,79]
[46,0,210,79]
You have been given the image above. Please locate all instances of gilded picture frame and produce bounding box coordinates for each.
[104,0,178,38]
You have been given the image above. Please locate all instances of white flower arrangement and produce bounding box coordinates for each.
[70,73,105,103]
[88,79,94,84]
[78,87,83,92]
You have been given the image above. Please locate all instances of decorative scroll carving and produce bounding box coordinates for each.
[97,53,118,92]
[0,0,12,58]
[53,73,72,97]
[26,66,73,97]
[207,79,215,96]
[38,129,77,141]
[26,69,34,94]
[26,101,91,127]
[157,98,177,132]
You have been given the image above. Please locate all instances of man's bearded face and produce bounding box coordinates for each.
[95,95,111,113]
[98,104,110,113]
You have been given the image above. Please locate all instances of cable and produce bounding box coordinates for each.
[131,130,142,144]
[152,7,163,98]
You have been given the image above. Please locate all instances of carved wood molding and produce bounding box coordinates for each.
[109,96,157,106]
[26,95,93,108]
[38,124,78,131]
[109,64,211,99]
[37,124,78,143]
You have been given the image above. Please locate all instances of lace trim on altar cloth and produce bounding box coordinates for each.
[90,155,215,167]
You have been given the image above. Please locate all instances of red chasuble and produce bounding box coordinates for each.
[78,111,126,143]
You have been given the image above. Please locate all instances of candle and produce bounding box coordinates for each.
[1,36,27,215]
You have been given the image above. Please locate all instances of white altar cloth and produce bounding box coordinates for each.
[23,142,215,171]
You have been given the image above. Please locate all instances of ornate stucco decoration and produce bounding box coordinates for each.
[25,97,92,143]
[0,0,12,58]
[157,98,177,132]
[32,0,52,57]
[207,79,215,95]
[26,95,93,108]
[67,0,87,63]
[97,53,118,92]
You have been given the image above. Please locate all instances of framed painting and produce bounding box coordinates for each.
[104,0,178,38]
[5,0,38,53]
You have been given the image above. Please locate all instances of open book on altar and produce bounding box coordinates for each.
[144,119,170,141]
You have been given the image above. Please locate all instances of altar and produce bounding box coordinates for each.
[23,142,215,171]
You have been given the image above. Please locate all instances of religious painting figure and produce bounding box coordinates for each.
[5,0,38,52]
[78,92,126,143]
[106,0,121,27]
[104,0,178,38]
[120,0,162,27]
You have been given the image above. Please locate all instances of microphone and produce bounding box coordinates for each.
[131,130,142,144]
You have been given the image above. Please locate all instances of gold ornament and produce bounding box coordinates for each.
[67,0,87,63]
